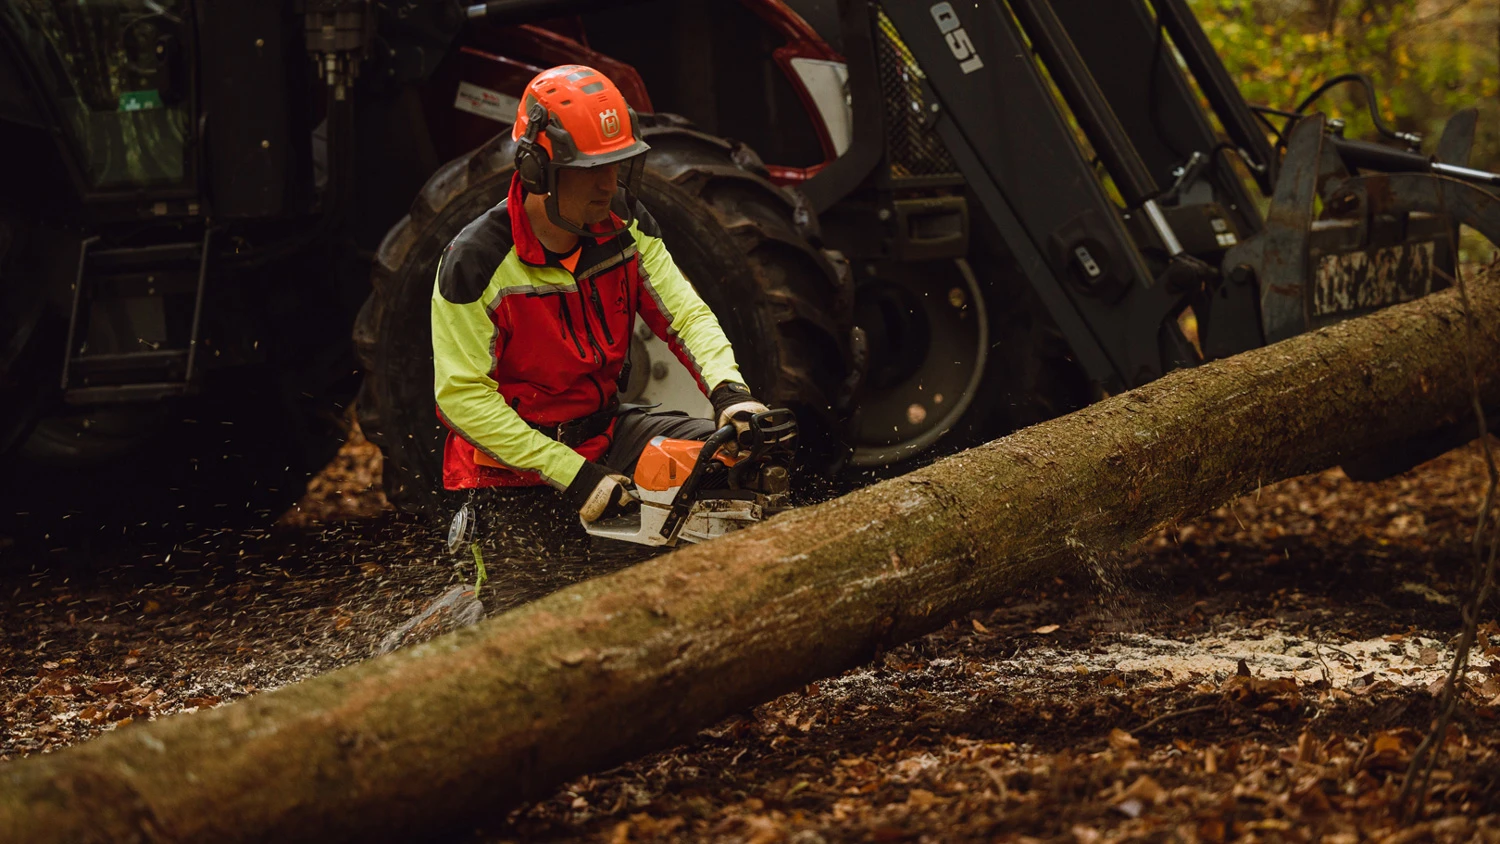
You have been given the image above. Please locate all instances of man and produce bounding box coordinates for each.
[430,64,780,533]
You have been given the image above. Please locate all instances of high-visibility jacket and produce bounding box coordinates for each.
[431,173,745,491]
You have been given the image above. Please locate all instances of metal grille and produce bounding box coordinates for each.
[874,6,958,180]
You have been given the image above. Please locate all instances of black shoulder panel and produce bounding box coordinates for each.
[631,194,663,238]
[438,200,516,304]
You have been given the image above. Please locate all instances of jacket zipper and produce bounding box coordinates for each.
[556,295,586,359]
[557,298,606,414]
[587,278,615,346]
[576,286,606,365]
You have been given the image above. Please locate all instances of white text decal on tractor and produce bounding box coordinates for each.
[931,2,983,74]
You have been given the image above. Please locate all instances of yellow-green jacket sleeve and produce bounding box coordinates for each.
[633,218,746,394]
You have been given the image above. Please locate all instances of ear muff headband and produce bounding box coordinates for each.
[516,103,550,195]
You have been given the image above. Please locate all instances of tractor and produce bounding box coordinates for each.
[3,0,1497,530]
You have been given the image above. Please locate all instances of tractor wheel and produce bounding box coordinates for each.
[355,114,853,516]
[841,239,1093,476]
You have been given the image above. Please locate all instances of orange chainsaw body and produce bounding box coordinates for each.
[634,437,738,492]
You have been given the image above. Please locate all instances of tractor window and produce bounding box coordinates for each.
[5,0,191,191]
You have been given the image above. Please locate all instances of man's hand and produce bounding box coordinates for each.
[711,382,770,454]
[565,461,640,524]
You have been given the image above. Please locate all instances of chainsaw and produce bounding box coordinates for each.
[583,408,798,547]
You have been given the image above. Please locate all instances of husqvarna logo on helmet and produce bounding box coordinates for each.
[600,108,621,138]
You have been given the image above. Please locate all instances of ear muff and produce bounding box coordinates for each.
[516,103,550,194]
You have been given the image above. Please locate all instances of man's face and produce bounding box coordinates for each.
[554,163,620,226]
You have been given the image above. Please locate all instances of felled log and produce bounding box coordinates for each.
[4,276,1499,843]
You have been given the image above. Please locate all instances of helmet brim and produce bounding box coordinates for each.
[555,139,651,168]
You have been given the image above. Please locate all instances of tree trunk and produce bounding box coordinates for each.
[5,278,1500,843]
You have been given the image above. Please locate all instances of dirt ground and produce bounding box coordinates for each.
[4,431,1500,842]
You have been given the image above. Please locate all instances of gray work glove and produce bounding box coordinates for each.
[565,461,640,524]
[710,382,769,455]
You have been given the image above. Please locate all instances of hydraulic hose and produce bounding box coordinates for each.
[1292,73,1421,148]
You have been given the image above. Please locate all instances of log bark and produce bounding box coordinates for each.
[5,278,1500,843]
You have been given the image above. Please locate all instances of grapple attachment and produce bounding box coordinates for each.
[1213,112,1500,353]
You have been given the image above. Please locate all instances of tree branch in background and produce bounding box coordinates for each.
[1399,259,1500,822]
[1408,0,1470,30]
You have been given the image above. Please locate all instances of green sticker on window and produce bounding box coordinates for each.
[119,90,163,112]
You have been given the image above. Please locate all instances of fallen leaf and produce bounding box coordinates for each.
[971,618,989,634]
[1292,776,1332,813]
[906,787,939,809]
[1033,624,1060,635]
[90,679,132,696]
[1119,774,1166,804]
[1297,730,1318,764]
[132,689,164,708]
[1108,728,1140,753]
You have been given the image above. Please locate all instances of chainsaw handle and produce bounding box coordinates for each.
[660,424,737,541]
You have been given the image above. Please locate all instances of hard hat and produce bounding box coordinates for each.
[512,65,650,236]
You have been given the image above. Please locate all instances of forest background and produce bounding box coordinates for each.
[1191,0,1496,166]
[1189,0,1498,261]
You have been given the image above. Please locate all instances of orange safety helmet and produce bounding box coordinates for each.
[512,65,650,236]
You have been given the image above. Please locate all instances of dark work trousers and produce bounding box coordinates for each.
[602,409,717,476]
[464,409,716,557]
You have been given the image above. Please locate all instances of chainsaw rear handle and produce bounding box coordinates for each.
[660,409,798,541]
[743,407,798,451]
[660,423,738,541]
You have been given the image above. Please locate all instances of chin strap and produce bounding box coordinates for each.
[541,182,635,239]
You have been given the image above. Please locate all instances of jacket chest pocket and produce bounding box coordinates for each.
[547,293,591,360]
[585,276,632,353]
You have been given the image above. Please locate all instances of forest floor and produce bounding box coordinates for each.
[3,430,1500,842]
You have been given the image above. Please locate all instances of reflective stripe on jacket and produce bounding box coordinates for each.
[431,173,744,491]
